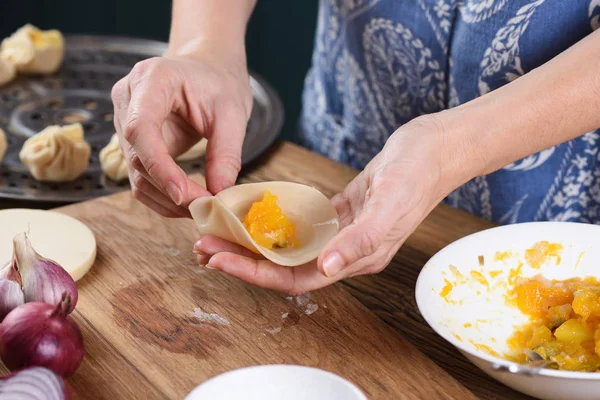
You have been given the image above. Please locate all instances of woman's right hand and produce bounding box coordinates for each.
[111,44,253,218]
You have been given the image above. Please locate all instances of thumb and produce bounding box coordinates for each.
[204,105,247,194]
[318,187,400,278]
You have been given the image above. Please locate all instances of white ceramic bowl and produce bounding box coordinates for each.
[184,365,367,400]
[416,222,600,400]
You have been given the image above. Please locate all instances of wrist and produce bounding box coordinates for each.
[166,36,247,66]
[410,108,489,199]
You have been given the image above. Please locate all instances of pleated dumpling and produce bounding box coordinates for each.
[20,123,91,182]
[190,182,339,266]
[0,128,7,163]
[0,56,16,86]
[1,24,64,75]
[99,134,128,181]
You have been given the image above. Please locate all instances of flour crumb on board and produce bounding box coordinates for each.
[296,293,311,306]
[157,247,181,257]
[119,281,123,285]
[281,312,289,319]
[305,303,319,315]
[194,268,207,274]
[266,327,282,335]
[190,308,230,325]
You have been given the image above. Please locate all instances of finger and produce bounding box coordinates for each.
[124,65,191,206]
[131,171,191,218]
[204,104,247,194]
[207,253,335,295]
[196,254,211,265]
[318,182,402,278]
[193,235,262,260]
[125,133,209,205]
[162,114,204,158]
[111,77,130,135]
[331,193,353,228]
[132,189,186,218]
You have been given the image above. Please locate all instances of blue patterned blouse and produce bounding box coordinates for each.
[298,0,600,224]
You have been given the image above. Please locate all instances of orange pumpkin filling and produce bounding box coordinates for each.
[507,276,600,371]
[243,191,300,250]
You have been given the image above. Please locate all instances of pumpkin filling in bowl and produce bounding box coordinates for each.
[243,190,300,250]
[507,276,600,371]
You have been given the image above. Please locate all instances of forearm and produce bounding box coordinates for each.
[439,29,600,190]
[167,0,257,59]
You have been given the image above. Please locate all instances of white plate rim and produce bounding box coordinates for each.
[415,221,600,380]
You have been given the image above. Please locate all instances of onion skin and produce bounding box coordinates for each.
[13,232,78,313]
[0,295,84,377]
[0,366,71,400]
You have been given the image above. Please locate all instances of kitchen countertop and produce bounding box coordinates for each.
[0,141,533,399]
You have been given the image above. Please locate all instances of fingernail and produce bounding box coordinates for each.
[323,252,345,277]
[193,239,203,253]
[205,258,216,270]
[166,181,183,205]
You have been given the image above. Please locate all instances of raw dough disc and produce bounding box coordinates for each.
[0,209,96,281]
[177,139,207,161]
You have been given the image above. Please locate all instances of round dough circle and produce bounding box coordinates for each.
[0,209,96,281]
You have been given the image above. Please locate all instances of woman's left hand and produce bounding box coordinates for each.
[193,115,467,295]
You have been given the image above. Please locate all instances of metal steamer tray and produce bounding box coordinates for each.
[0,36,284,203]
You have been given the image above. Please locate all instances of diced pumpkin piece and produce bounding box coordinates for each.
[554,319,593,343]
[572,288,600,321]
[529,326,553,348]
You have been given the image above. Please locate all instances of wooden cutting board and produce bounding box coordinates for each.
[0,143,478,399]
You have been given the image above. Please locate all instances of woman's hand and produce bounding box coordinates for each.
[111,44,253,218]
[194,116,464,295]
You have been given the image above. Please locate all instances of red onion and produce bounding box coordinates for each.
[0,293,84,377]
[0,367,70,400]
[13,232,78,313]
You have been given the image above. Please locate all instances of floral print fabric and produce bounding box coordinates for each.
[298,0,600,223]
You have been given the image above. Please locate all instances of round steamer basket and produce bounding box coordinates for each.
[0,35,284,203]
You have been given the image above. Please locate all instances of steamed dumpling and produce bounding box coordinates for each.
[20,123,91,182]
[177,139,207,161]
[1,24,64,75]
[0,57,16,86]
[0,128,7,163]
[100,134,128,181]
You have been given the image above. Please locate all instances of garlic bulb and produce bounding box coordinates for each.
[0,128,7,163]
[99,134,128,181]
[1,24,64,75]
[0,258,24,321]
[12,232,78,313]
[189,182,339,266]
[20,123,91,182]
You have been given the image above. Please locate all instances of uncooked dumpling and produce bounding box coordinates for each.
[1,24,64,75]
[0,128,7,163]
[20,123,91,182]
[189,182,339,266]
[177,139,207,161]
[100,134,128,181]
[0,57,16,86]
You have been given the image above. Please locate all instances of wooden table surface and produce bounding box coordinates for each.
[0,141,534,400]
